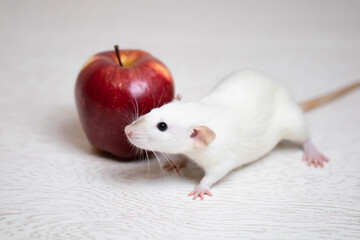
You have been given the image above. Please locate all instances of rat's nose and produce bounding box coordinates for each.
[124,126,133,138]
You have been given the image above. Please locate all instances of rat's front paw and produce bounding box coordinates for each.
[188,184,213,200]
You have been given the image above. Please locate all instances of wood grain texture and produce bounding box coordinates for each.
[1,0,360,239]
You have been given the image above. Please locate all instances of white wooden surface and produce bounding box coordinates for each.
[1,0,360,239]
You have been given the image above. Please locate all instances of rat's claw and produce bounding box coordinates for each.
[320,154,330,162]
[188,185,213,200]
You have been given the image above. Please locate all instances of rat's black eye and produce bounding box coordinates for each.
[157,122,168,131]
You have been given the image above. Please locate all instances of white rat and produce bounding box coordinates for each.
[124,70,360,200]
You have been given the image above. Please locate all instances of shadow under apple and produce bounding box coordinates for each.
[50,104,201,183]
[52,105,133,161]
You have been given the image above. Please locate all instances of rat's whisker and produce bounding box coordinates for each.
[140,107,147,117]
[151,93,156,109]
[144,143,165,178]
[156,80,165,108]
[137,147,151,179]
[144,149,151,180]
[133,97,140,120]
[153,151,165,178]
[127,99,138,122]
[125,106,135,123]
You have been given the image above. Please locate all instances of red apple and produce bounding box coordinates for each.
[75,46,174,159]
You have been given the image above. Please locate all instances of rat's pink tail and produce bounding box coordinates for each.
[299,81,360,112]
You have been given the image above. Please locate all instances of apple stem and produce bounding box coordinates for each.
[114,45,123,67]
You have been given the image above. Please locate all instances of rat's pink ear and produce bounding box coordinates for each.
[191,126,216,148]
[174,94,182,101]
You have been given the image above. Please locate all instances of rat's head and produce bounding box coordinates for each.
[124,101,216,154]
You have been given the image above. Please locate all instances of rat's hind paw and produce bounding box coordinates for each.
[303,140,329,168]
[188,185,213,200]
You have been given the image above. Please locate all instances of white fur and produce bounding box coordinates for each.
[125,70,309,188]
